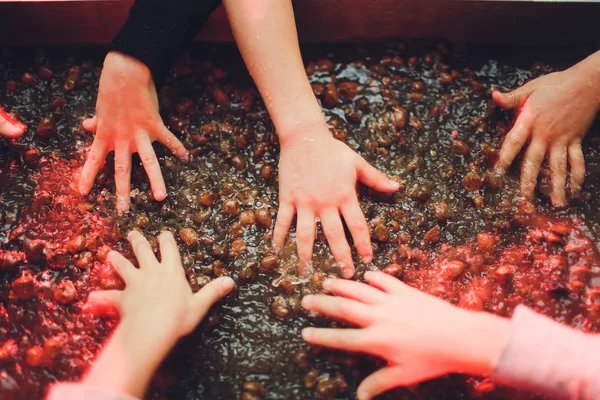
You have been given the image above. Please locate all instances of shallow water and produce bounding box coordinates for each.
[0,40,599,400]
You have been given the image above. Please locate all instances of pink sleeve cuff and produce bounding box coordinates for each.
[46,383,139,400]
[492,305,600,399]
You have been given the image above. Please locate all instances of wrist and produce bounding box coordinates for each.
[82,316,178,398]
[446,310,511,377]
[277,118,331,149]
[103,51,152,85]
[119,313,181,349]
[572,51,600,107]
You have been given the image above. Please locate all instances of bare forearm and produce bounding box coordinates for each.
[222,0,325,143]
[83,318,176,398]
[572,50,600,107]
[451,311,511,377]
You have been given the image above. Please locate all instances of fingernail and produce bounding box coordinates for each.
[361,255,373,264]
[363,271,372,280]
[339,263,354,279]
[389,179,400,189]
[357,390,371,400]
[271,242,281,254]
[154,190,166,200]
[116,196,128,211]
[322,278,334,290]
[107,250,118,259]
[221,277,235,291]
[301,295,313,308]
[301,327,313,341]
[7,125,23,136]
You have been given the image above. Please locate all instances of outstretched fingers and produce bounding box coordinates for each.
[356,156,400,193]
[79,139,109,195]
[135,134,167,201]
[341,199,372,263]
[568,141,585,195]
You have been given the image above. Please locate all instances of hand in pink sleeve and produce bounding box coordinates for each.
[493,305,600,400]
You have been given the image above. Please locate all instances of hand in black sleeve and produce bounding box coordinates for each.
[111,0,222,86]
[78,0,221,214]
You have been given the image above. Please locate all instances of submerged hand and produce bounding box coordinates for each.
[78,51,187,212]
[493,52,600,206]
[274,125,400,278]
[302,271,509,399]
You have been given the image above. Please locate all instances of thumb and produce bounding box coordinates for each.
[191,277,235,324]
[0,109,26,139]
[492,80,538,110]
[357,365,406,400]
[356,157,401,193]
[82,116,98,132]
[357,363,448,400]
[86,290,122,317]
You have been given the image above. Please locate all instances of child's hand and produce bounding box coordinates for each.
[88,230,234,341]
[301,271,509,399]
[0,106,26,139]
[274,126,400,278]
[78,51,188,212]
[493,52,600,206]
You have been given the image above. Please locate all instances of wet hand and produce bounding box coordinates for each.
[87,230,234,340]
[493,53,600,206]
[78,51,187,212]
[274,125,399,278]
[301,271,509,399]
[0,106,26,139]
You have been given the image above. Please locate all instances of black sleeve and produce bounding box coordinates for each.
[111,0,222,87]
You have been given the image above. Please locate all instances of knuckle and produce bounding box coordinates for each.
[87,151,104,164]
[521,181,536,193]
[506,133,525,147]
[340,190,356,203]
[161,133,176,146]
[114,163,129,176]
[507,92,517,106]
[139,152,155,165]
[279,205,294,218]
[325,222,343,237]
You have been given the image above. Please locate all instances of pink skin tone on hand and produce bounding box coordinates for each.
[0,106,26,139]
[84,230,234,398]
[301,271,510,400]
[492,51,600,207]
[78,51,188,213]
[223,0,400,277]
[274,124,400,277]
